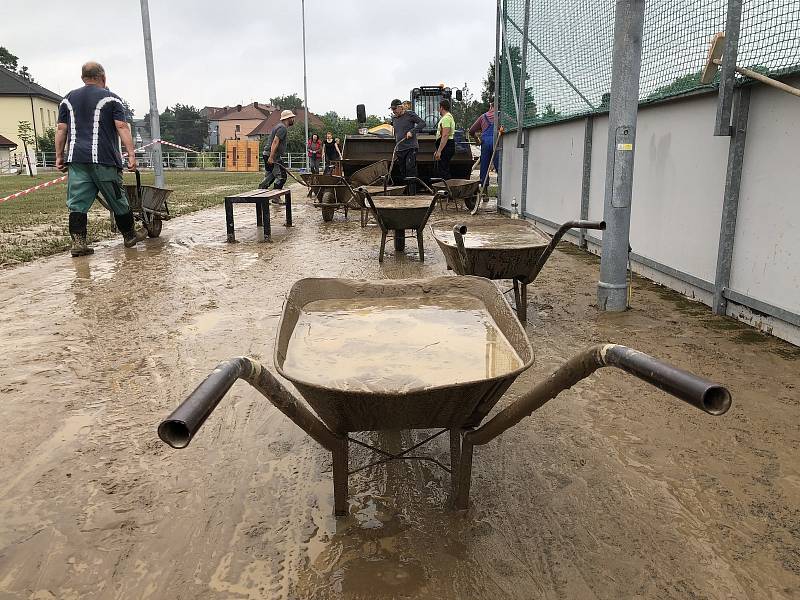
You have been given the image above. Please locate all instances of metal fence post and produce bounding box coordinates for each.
[714,0,744,137]
[713,86,750,315]
[516,0,531,149]
[140,0,165,187]
[493,0,503,206]
[579,116,594,248]
[597,0,646,312]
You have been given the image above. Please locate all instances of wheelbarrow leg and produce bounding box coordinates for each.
[453,435,474,510]
[332,438,349,517]
[519,280,528,322]
[379,231,387,262]
[416,229,425,261]
[512,279,521,313]
[449,429,461,501]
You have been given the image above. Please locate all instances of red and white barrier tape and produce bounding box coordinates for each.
[2,139,200,204]
[0,175,68,204]
[126,138,200,157]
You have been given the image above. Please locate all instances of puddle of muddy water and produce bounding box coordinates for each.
[282,295,522,391]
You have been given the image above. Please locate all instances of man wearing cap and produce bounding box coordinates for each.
[55,61,146,256]
[389,99,425,194]
[259,109,296,201]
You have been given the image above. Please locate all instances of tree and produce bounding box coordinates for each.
[17,121,36,173]
[18,65,33,82]
[17,121,35,146]
[0,47,34,81]
[269,93,304,109]
[37,128,56,153]
[451,82,486,137]
[481,47,535,118]
[144,105,207,149]
[121,100,135,123]
[0,47,19,71]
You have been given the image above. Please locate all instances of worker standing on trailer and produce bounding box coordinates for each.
[55,62,146,257]
[259,109,296,202]
[469,99,499,192]
[434,99,456,181]
[389,98,425,194]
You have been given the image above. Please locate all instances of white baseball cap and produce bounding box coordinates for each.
[280,109,296,120]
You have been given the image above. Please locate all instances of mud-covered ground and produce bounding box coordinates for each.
[1,184,798,599]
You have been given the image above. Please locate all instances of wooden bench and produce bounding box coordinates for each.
[224,188,292,242]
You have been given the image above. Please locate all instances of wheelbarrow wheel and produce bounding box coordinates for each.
[321,191,335,223]
[146,216,162,238]
[463,196,477,211]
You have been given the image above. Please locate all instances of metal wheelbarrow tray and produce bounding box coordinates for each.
[431,217,607,321]
[158,276,731,517]
[360,190,441,262]
[431,178,481,212]
[299,172,404,224]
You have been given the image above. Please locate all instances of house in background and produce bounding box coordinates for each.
[0,134,18,172]
[0,68,62,151]
[207,102,274,146]
[246,107,324,140]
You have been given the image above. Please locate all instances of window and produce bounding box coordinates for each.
[235,124,240,132]
[40,107,44,128]
[48,110,52,126]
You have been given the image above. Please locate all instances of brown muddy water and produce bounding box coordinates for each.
[431,220,549,249]
[283,296,522,391]
[0,184,798,599]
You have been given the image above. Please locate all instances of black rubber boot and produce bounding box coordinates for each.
[68,212,94,257]
[115,212,147,248]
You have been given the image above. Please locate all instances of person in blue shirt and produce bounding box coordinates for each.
[55,62,145,256]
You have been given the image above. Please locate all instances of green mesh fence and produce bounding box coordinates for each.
[499,0,800,130]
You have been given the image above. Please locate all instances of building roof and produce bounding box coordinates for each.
[0,134,18,148]
[211,103,274,121]
[0,68,62,102]
[247,108,324,136]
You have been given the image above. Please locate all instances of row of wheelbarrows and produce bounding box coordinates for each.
[154,161,733,521]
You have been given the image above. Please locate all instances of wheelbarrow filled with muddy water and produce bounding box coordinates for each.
[431,218,607,321]
[360,189,443,262]
[158,276,731,517]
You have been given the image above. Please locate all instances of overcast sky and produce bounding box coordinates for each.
[4,0,495,120]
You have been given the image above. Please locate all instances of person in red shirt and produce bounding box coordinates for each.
[307,133,322,174]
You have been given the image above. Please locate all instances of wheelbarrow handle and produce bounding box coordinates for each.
[157,357,342,452]
[528,219,607,282]
[465,344,731,448]
[453,344,731,510]
[404,176,434,194]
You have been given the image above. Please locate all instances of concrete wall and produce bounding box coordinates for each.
[498,78,800,345]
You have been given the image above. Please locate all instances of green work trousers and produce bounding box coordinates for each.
[67,163,130,215]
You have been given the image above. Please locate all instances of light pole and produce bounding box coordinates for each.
[301,0,309,170]
[139,0,165,187]
[597,0,646,311]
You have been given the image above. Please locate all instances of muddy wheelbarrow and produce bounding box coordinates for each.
[431,178,481,212]
[97,169,173,238]
[158,276,731,517]
[298,172,357,223]
[431,217,607,321]
[359,188,442,262]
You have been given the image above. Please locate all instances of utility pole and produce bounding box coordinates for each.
[597,0,646,311]
[139,0,165,187]
[301,0,309,170]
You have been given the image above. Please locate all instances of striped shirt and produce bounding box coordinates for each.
[58,84,126,168]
